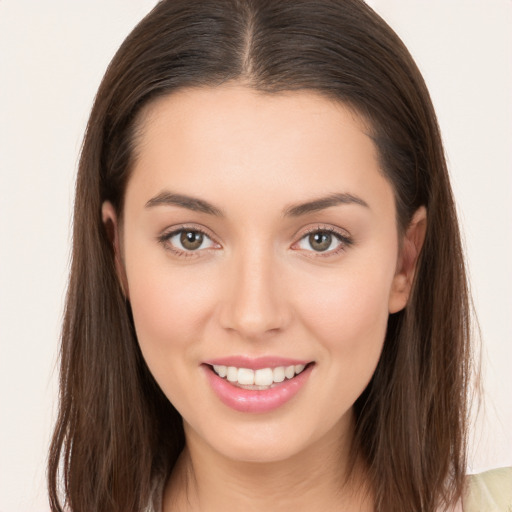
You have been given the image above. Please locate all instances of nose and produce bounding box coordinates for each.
[218,245,291,340]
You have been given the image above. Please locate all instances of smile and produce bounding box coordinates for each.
[202,359,315,413]
[212,364,307,389]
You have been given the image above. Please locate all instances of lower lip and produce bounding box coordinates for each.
[202,364,314,413]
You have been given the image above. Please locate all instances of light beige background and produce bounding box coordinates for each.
[1,1,510,510]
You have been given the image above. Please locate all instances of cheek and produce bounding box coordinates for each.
[125,254,218,369]
[125,261,224,416]
[300,262,392,337]
[295,262,394,390]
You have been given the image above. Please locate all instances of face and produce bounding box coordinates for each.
[104,84,421,463]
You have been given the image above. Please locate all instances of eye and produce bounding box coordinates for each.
[160,227,218,254]
[295,228,352,254]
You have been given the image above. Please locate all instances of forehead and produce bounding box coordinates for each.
[135,84,372,158]
[126,83,394,218]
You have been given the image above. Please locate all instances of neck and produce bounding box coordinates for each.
[163,413,373,512]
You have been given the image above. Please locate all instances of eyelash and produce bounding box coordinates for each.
[157,225,218,258]
[295,226,353,258]
[157,225,353,258]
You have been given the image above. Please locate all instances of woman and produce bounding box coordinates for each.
[47,1,511,511]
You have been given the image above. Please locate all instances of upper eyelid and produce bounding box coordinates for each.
[158,226,220,258]
[157,225,221,254]
[292,225,354,253]
[158,223,352,249]
[295,224,352,241]
[160,224,217,241]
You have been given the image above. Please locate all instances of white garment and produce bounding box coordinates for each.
[463,467,512,512]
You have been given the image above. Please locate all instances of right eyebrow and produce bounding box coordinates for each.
[145,191,224,217]
[283,192,369,217]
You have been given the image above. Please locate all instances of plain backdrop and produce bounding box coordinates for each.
[0,1,511,510]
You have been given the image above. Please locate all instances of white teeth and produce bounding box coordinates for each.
[284,365,295,379]
[237,368,255,385]
[213,365,227,378]
[212,363,308,386]
[226,366,238,382]
[254,368,273,386]
[273,366,285,383]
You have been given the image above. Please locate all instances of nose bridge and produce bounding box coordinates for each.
[220,239,289,338]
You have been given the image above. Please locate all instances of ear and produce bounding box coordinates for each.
[388,206,427,314]
[102,201,130,299]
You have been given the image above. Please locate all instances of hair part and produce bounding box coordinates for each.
[48,1,473,511]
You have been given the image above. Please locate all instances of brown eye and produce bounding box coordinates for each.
[308,232,333,252]
[160,227,218,255]
[295,228,351,255]
[179,230,204,250]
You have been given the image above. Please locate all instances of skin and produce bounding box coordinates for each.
[103,83,426,511]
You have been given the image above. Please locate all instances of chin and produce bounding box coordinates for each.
[185,407,351,466]
[213,435,310,464]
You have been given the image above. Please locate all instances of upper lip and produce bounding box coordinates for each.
[203,356,313,370]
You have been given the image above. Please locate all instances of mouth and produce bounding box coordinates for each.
[202,360,315,413]
[207,362,313,390]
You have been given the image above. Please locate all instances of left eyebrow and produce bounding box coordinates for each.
[283,192,369,217]
[145,191,224,217]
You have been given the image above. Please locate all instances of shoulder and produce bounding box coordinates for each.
[463,467,512,512]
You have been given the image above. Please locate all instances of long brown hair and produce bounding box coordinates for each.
[48,1,472,510]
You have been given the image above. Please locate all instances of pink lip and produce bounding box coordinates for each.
[203,355,310,370]
[202,362,314,414]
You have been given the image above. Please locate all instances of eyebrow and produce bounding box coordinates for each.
[145,191,224,216]
[145,190,369,217]
[283,192,369,217]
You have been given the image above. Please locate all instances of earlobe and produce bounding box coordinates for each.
[101,201,130,299]
[388,206,427,314]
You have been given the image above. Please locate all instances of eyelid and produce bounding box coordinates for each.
[157,223,353,258]
[291,224,353,256]
[157,224,222,256]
